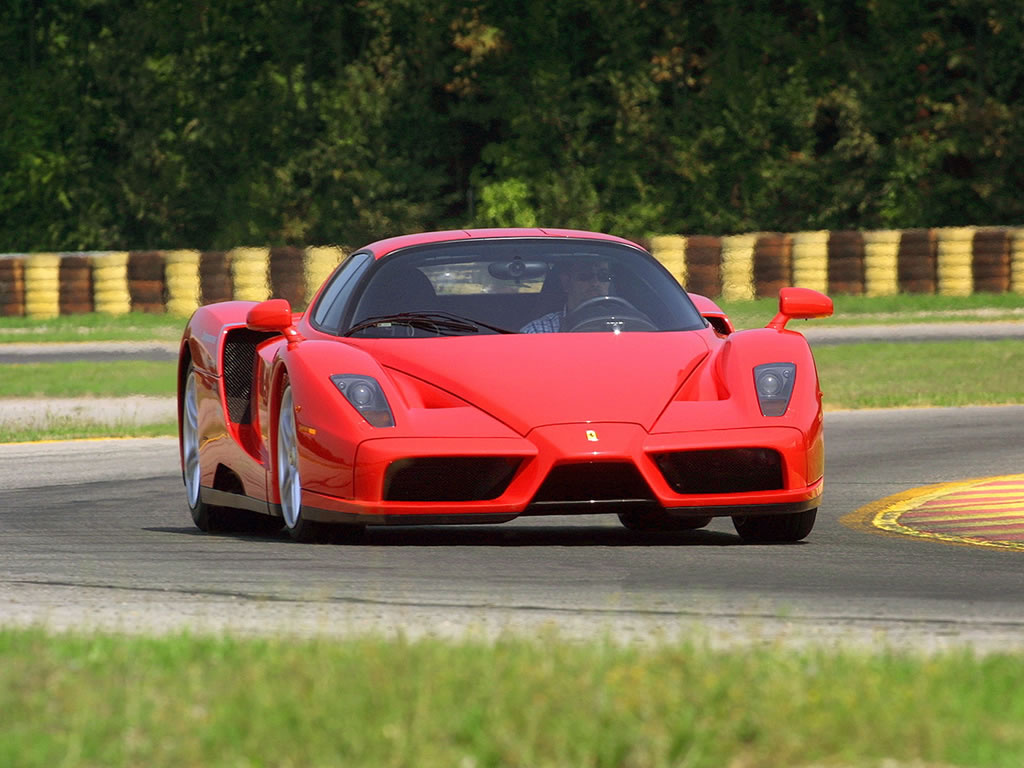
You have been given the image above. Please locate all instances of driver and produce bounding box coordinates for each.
[520,258,612,333]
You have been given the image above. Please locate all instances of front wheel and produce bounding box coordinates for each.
[277,382,364,544]
[183,364,232,531]
[732,508,817,543]
[183,363,279,534]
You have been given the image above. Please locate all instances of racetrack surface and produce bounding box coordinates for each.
[2,406,1023,651]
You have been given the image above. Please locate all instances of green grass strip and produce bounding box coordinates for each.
[0,312,186,343]
[1,628,1023,768]
[816,339,1024,410]
[0,295,1022,344]
[0,361,175,398]
[0,420,177,443]
[719,292,1024,329]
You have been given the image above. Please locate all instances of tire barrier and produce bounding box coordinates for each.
[862,230,901,297]
[128,251,168,313]
[2,229,1024,317]
[24,253,60,318]
[683,235,722,298]
[753,233,790,299]
[164,249,201,317]
[92,251,132,315]
[268,246,307,308]
[198,250,232,305]
[827,231,864,296]
[897,229,936,294]
[935,227,975,297]
[791,230,829,294]
[1012,230,1024,295]
[972,228,1010,294]
[0,257,25,316]
[59,255,93,315]
[230,246,271,303]
[720,234,757,301]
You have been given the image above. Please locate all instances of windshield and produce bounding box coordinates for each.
[341,238,706,337]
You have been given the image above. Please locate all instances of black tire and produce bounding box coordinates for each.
[182,362,223,532]
[732,508,817,543]
[277,380,365,544]
[618,512,712,531]
[183,362,281,534]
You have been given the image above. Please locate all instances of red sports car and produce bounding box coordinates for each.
[178,228,832,543]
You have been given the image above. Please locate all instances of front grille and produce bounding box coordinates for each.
[383,457,521,501]
[654,448,783,494]
[532,462,655,503]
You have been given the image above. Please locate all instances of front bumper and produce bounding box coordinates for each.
[297,422,825,524]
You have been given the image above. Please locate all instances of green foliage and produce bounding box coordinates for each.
[2,0,1024,250]
[3,628,1024,767]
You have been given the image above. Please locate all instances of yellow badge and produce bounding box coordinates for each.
[586,430,599,442]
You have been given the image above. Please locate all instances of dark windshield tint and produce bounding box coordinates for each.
[340,238,705,336]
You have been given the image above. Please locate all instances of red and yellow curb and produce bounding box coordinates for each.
[842,474,1024,551]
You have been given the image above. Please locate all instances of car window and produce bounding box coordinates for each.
[342,239,705,336]
[309,251,373,333]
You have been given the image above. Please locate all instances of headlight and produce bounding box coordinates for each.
[754,363,795,417]
[331,374,395,427]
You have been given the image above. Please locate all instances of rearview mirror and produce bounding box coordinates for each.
[487,259,548,281]
[766,287,833,331]
[247,299,303,344]
[246,298,293,332]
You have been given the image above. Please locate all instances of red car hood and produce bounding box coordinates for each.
[360,332,712,435]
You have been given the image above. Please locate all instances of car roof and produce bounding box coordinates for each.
[361,228,643,259]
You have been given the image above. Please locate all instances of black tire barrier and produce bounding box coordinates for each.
[3,229,1024,316]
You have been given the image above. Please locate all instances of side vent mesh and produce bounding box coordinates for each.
[222,329,275,424]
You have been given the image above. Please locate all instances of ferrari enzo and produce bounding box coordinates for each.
[178,228,833,543]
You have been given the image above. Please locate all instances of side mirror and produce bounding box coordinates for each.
[766,287,833,331]
[247,299,302,343]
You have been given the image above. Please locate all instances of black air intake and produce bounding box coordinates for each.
[532,462,655,503]
[654,448,783,494]
[383,457,521,501]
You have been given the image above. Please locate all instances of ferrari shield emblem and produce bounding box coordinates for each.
[586,429,599,442]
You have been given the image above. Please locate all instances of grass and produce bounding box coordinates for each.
[817,339,1024,410]
[0,293,1021,344]
[0,311,186,343]
[0,361,175,398]
[2,628,1023,768]
[718,291,1024,329]
[0,420,177,444]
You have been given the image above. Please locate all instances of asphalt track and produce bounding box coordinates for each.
[2,405,1023,651]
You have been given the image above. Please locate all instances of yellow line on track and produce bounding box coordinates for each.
[841,474,1024,552]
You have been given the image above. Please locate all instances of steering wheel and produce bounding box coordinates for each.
[563,296,657,333]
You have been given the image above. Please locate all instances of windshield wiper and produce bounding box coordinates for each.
[345,311,514,337]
